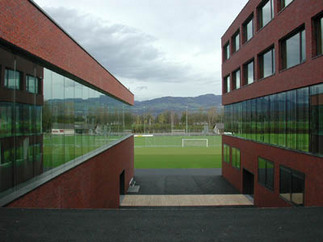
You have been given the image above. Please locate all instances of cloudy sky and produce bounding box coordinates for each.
[34,0,248,101]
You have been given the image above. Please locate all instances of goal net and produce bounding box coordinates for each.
[182,139,208,147]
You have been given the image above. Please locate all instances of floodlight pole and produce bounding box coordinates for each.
[186,106,188,135]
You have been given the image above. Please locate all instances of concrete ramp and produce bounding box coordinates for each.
[120,194,253,207]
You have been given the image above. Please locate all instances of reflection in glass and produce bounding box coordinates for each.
[224,83,323,156]
[261,48,275,78]
[0,44,131,196]
[5,69,21,90]
[244,17,253,42]
[282,30,305,69]
[259,0,273,28]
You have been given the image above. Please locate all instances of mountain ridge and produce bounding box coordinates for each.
[133,94,222,115]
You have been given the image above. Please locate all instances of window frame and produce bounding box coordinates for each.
[313,13,323,57]
[258,0,274,30]
[243,14,254,43]
[279,165,305,206]
[26,75,40,94]
[232,68,241,90]
[224,75,231,93]
[232,30,240,53]
[258,157,274,191]
[223,144,230,164]
[4,68,22,90]
[280,0,294,11]
[231,147,241,169]
[243,59,255,86]
[223,42,230,61]
[258,46,275,79]
[281,27,306,70]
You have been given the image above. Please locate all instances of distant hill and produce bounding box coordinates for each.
[133,94,222,115]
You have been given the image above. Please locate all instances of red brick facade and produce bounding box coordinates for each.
[8,137,134,208]
[0,0,133,105]
[0,0,134,208]
[222,0,323,106]
[222,0,323,207]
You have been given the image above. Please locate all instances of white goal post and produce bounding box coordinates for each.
[182,139,208,147]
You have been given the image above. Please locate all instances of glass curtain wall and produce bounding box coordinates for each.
[224,83,323,156]
[0,47,131,196]
[43,68,129,171]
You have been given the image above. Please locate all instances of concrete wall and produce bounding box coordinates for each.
[7,136,134,208]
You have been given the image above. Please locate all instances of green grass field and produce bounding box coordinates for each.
[42,134,223,170]
[134,135,222,169]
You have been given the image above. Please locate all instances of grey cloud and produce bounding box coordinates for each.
[45,7,194,83]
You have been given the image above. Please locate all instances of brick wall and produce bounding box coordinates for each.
[0,0,133,105]
[7,136,134,208]
[221,0,323,105]
[222,135,323,207]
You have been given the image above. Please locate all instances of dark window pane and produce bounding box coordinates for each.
[258,158,266,185]
[280,166,291,201]
[310,83,323,155]
[291,172,304,205]
[266,161,274,189]
[296,88,309,152]
[286,33,300,68]
[286,90,297,149]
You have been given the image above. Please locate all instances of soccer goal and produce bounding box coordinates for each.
[181,139,208,147]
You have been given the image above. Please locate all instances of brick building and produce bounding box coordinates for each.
[0,0,134,208]
[221,0,323,207]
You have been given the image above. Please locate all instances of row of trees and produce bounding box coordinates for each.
[132,107,223,133]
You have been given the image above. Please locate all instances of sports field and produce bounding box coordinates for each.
[42,134,222,170]
[134,135,222,169]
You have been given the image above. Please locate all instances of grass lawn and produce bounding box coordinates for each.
[41,134,222,170]
[134,135,222,169]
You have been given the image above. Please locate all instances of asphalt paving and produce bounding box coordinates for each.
[1,207,322,241]
[133,168,239,195]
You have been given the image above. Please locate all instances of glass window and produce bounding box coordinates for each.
[296,87,309,152]
[223,144,230,163]
[243,16,254,42]
[232,31,240,53]
[286,90,297,149]
[233,69,241,90]
[280,166,304,205]
[259,47,275,79]
[244,60,254,85]
[281,29,306,69]
[26,75,39,94]
[314,15,323,56]
[258,157,274,190]
[310,83,323,155]
[281,0,293,9]
[4,69,21,90]
[223,42,230,60]
[232,147,240,169]
[258,0,274,29]
[223,85,317,155]
[224,75,230,93]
